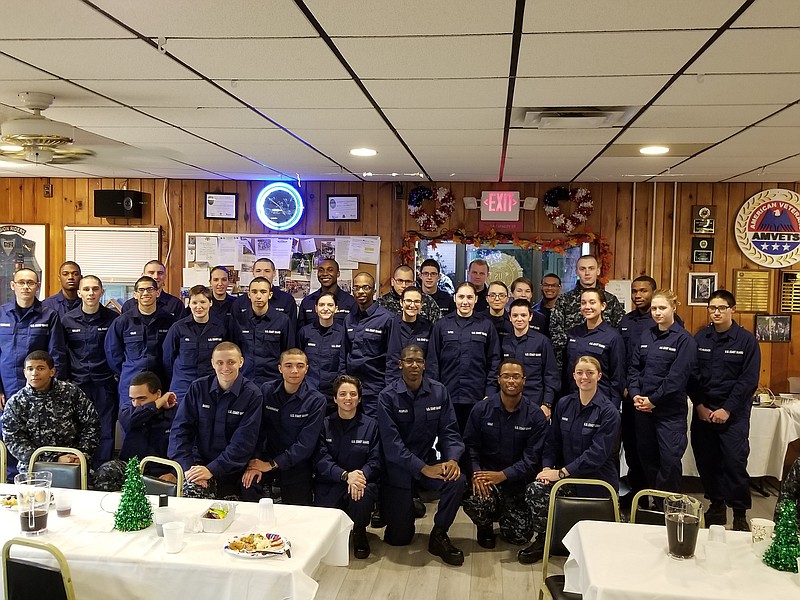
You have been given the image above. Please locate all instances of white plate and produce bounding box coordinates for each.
[1,493,55,510]
[224,533,290,558]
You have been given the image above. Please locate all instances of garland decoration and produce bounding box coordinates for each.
[543,186,594,233]
[398,228,613,284]
[408,186,455,231]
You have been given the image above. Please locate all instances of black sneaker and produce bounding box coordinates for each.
[413,497,427,519]
[704,502,727,527]
[732,514,750,532]
[429,526,464,566]
[370,507,385,529]
[517,536,545,564]
[476,525,496,549]
[353,527,371,559]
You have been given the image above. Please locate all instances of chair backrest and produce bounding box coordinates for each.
[139,456,184,497]
[0,440,6,484]
[630,488,705,528]
[28,446,87,490]
[2,537,76,600]
[541,478,620,585]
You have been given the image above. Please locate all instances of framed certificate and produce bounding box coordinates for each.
[326,195,360,222]
[204,192,238,220]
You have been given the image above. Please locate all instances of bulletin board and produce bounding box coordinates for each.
[183,233,381,304]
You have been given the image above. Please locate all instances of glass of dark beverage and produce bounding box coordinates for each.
[665,494,701,559]
[14,471,53,535]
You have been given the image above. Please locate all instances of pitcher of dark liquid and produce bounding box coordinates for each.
[665,494,701,559]
[14,471,53,535]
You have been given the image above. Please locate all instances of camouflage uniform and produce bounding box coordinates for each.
[463,485,534,544]
[93,458,126,491]
[377,289,441,323]
[524,480,575,538]
[1,378,100,473]
[549,285,625,371]
[776,456,800,528]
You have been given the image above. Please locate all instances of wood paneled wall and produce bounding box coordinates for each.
[1,177,798,390]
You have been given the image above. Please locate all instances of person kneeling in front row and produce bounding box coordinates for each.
[519,356,620,564]
[313,375,380,559]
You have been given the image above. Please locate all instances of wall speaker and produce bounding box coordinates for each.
[94,190,145,218]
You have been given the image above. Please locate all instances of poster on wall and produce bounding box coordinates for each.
[0,224,47,305]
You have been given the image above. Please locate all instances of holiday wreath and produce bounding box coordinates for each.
[542,186,593,233]
[408,186,455,231]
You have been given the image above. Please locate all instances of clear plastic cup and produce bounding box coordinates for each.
[163,521,185,553]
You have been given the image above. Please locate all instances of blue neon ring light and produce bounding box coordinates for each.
[255,182,304,231]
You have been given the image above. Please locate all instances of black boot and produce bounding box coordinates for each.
[370,506,385,529]
[704,501,727,527]
[518,536,545,564]
[353,527,371,559]
[429,526,464,566]
[413,496,427,519]
[476,524,496,549]
[732,510,749,532]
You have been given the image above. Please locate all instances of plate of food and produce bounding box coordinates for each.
[224,532,291,558]
[1,493,55,510]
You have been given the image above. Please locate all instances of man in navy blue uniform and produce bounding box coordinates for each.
[463,359,548,549]
[42,261,82,316]
[62,275,119,467]
[228,277,293,387]
[418,259,455,314]
[688,290,760,531]
[242,348,326,505]
[533,273,561,337]
[297,259,358,331]
[483,281,513,343]
[297,292,345,401]
[122,260,185,319]
[105,276,177,415]
[503,299,559,419]
[467,259,491,313]
[386,286,432,383]
[377,264,441,323]
[169,342,262,499]
[209,266,237,321]
[0,268,67,410]
[342,272,393,418]
[377,344,466,565]
[234,258,297,329]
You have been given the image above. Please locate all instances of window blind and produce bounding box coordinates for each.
[64,227,160,283]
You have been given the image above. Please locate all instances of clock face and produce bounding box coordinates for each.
[255,183,304,231]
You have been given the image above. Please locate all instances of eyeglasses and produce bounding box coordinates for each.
[707,305,731,313]
[394,278,415,285]
[487,292,508,299]
[13,280,37,288]
[499,373,524,381]
[352,285,373,292]
[136,286,157,294]
[541,283,561,288]
[403,299,422,305]
[420,271,438,277]
[400,358,424,366]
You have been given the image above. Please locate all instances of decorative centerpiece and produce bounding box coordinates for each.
[762,499,799,572]
[114,457,153,532]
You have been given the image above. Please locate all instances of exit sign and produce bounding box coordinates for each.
[480,191,520,222]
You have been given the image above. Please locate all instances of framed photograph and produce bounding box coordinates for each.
[687,272,718,306]
[326,194,360,221]
[755,314,792,343]
[204,192,238,220]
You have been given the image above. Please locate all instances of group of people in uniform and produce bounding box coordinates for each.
[0,252,762,564]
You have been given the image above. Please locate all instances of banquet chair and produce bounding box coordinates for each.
[630,489,706,528]
[28,446,87,490]
[2,537,76,600]
[139,456,184,497]
[539,478,620,600]
[0,440,6,484]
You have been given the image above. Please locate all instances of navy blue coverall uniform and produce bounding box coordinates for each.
[688,321,760,511]
[122,291,185,320]
[565,321,626,407]
[297,320,346,401]
[118,398,176,476]
[162,316,228,401]
[501,329,559,409]
[342,303,393,418]
[627,323,697,493]
[228,305,294,387]
[427,312,501,432]
[62,304,119,467]
[210,293,236,321]
[377,377,466,546]
[428,289,456,315]
[313,411,381,528]
[168,373,262,497]
[385,316,432,383]
[232,287,297,331]
[532,299,552,338]
[42,291,81,317]
[252,379,327,505]
[297,288,358,332]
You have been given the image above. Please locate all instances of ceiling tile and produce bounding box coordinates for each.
[400,130,504,146]
[657,73,800,106]
[43,106,166,128]
[1,1,134,38]
[691,29,800,74]
[74,79,243,108]
[580,156,678,179]
[508,128,618,146]
[634,104,784,128]
[145,107,275,129]
[732,0,800,28]
[514,75,668,107]
[756,105,800,128]
[0,81,118,107]
[228,80,372,110]
[384,108,505,130]
[616,127,740,144]
[363,78,508,109]
[262,108,387,130]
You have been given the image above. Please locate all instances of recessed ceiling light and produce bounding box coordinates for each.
[639,145,670,155]
[0,144,24,152]
[350,147,377,157]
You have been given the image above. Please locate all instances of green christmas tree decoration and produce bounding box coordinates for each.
[762,499,800,573]
[114,457,153,532]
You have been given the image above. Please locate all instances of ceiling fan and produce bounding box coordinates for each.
[0,92,94,164]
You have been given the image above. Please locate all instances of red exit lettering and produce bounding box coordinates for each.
[483,192,518,212]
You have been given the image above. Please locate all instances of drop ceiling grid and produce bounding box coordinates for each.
[690,28,800,75]
[72,79,245,109]
[656,73,800,106]
[513,75,670,107]
[362,79,509,110]
[616,127,742,145]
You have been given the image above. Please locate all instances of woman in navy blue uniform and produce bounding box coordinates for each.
[208,266,236,321]
[564,289,625,408]
[509,277,547,333]
[297,292,345,402]
[314,375,380,559]
[628,289,697,493]
[386,287,432,383]
[427,282,501,433]
[162,285,228,402]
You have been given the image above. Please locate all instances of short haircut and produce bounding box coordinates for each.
[510,277,533,292]
[508,298,531,313]
[401,286,423,300]
[499,358,525,373]
[254,257,275,269]
[319,259,340,271]
[249,276,272,290]
[59,261,81,272]
[542,273,561,285]
[280,348,307,363]
[317,291,337,306]
[577,255,598,265]
[632,275,657,290]
[393,265,414,279]
[488,280,508,293]
[708,289,736,307]
[210,265,230,278]
[333,374,362,397]
[455,281,478,295]
[189,285,213,302]
[468,258,489,272]
[212,341,242,357]
[14,268,39,283]
[25,350,53,368]
[135,276,157,289]
[400,344,425,359]
[420,259,441,273]
[130,371,162,394]
[80,275,104,288]
[354,272,375,286]
[575,355,602,373]
[143,260,166,271]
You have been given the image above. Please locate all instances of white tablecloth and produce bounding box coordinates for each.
[562,521,799,600]
[0,486,353,600]
[682,401,800,479]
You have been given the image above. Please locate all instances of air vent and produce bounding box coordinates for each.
[513,107,636,129]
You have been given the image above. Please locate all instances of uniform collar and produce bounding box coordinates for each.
[211,373,245,396]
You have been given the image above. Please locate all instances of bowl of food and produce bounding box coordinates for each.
[200,501,236,533]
